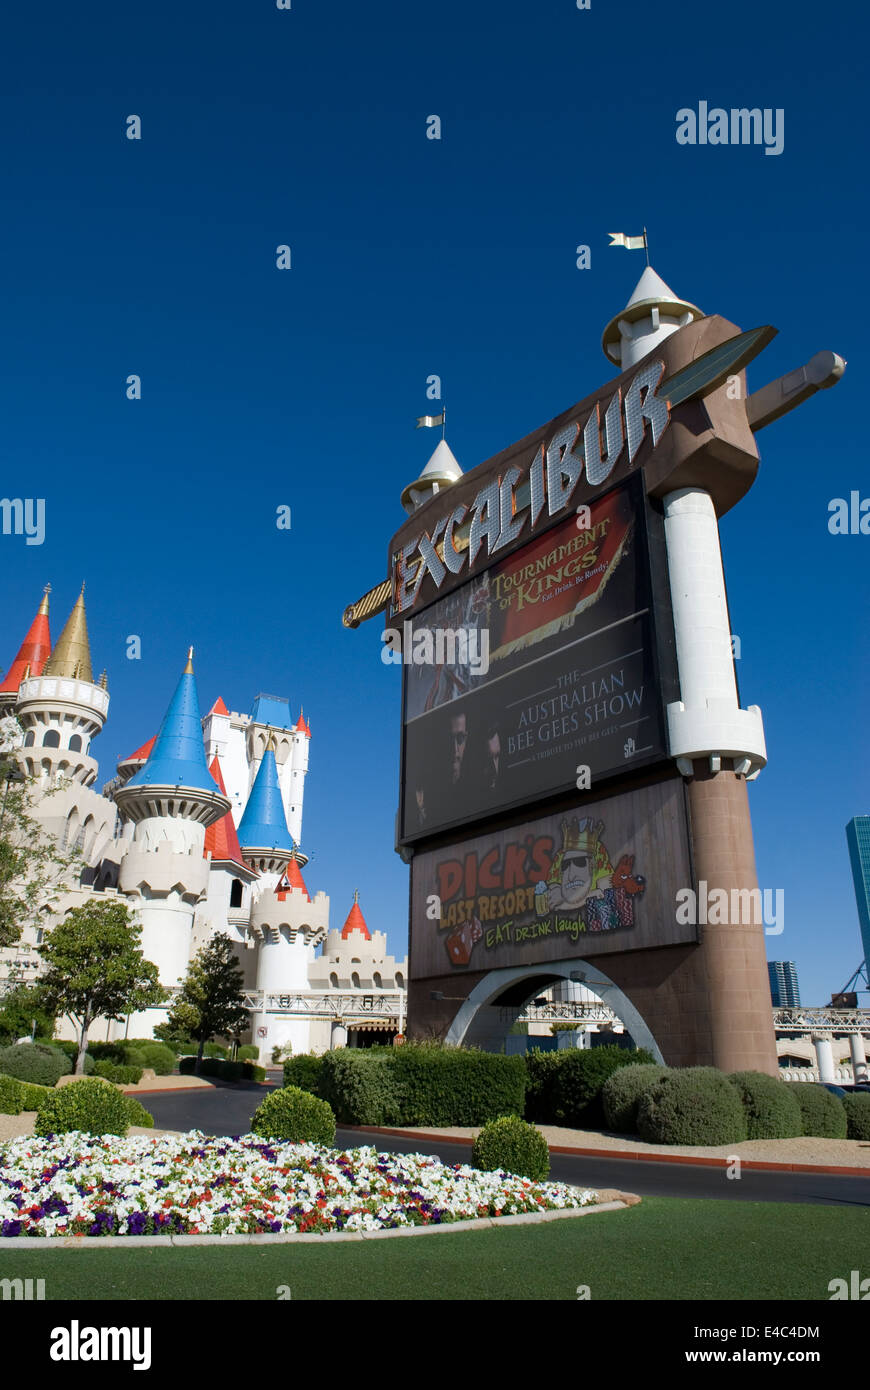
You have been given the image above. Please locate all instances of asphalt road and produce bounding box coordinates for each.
[142,1078,870,1208]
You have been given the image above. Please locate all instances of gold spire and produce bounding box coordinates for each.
[266,732,277,753]
[184,646,194,675]
[38,583,51,617]
[43,586,93,682]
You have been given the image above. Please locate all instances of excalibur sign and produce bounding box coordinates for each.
[342,323,844,628]
[350,264,846,1077]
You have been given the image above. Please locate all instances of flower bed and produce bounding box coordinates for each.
[0,1131,597,1237]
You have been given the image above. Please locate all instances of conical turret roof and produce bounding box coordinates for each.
[341,890,371,940]
[602,265,703,365]
[237,745,295,853]
[42,585,93,682]
[125,649,218,793]
[401,439,463,515]
[276,851,310,902]
[204,756,248,869]
[0,586,52,695]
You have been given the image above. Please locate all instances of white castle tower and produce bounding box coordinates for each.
[113,649,232,1031]
[238,743,328,1052]
[7,586,116,863]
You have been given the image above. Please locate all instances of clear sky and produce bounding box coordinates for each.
[0,0,866,1004]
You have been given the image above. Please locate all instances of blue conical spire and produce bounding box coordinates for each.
[238,745,295,852]
[126,648,218,794]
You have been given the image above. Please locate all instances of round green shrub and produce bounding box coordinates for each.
[0,1042,71,1087]
[727,1070,803,1139]
[117,1041,174,1074]
[601,1064,670,1133]
[34,1077,131,1137]
[793,1084,847,1139]
[842,1092,870,1141]
[122,1095,154,1129]
[250,1085,336,1146]
[638,1068,748,1146]
[0,1073,24,1115]
[204,1042,229,1059]
[471,1115,550,1181]
[237,1045,259,1061]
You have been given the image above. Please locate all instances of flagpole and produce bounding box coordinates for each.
[442,405,446,441]
[643,226,650,267]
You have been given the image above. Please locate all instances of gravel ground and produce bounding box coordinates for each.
[0,1113,174,1142]
[380,1124,870,1167]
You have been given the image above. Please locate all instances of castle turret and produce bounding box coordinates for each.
[13,586,109,790]
[114,649,231,1029]
[602,266,704,371]
[238,737,300,880]
[400,438,463,515]
[249,847,329,1055]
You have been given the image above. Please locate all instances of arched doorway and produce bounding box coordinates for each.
[444,958,664,1060]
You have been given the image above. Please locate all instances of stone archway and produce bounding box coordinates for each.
[444,957,664,1060]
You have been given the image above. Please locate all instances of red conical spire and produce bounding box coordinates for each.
[0,586,52,695]
[341,889,371,940]
[203,755,248,869]
[276,851,310,902]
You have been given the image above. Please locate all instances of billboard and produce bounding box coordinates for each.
[399,475,675,843]
[410,775,696,975]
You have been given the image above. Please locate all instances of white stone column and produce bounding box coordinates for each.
[663,489,766,776]
[849,1032,868,1081]
[331,1022,348,1049]
[813,1036,835,1082]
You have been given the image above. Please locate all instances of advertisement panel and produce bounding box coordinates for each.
[410,776,696,976]
[400,475,673,842]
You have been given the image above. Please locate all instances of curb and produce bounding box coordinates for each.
[0,1200,629,1248]
[346,1126,870,1178]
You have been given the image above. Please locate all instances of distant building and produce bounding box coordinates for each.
[846,816,870,973]
[768,960,801,1008]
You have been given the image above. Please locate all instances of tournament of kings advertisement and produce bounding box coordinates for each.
[410,777,697,975]
[400,476,671,843]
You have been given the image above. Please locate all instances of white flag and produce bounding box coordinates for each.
[608,232,647,250]
[416,412,445,428]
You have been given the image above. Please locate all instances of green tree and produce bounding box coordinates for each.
[0,983,56,1044]
[36,900,165,1074]
[166,933,248,1071]
[0,730,79,951]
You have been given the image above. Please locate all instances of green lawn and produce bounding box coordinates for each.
[0,1198,866,1300]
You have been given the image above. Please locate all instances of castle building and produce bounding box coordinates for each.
[0,587,406,1053]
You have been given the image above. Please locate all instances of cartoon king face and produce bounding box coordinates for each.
[536,817,612,913]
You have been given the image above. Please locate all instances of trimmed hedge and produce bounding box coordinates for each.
[20,1080,53,1110]
[251,1086,336,1146]
[638,1068,748,1145]
[319,1050,399,1125]
[318,1046,526,1127]
[793,1084,848,1139]
[178,1056,265,1083]
[34,1077,131,1137]
[283,1053,324,1096]
[842,1092,870,1141]
[526,1045,656,1128]
[0,1073,24,1115]
[727,1071,803,1140]
[0,1043,71,1087]
[92,1060,144,1085]
[601,1064,670,1133]
[472,1116,550,1181]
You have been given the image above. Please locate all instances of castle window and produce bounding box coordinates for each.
[396,972,405,988]
[42,730,60,748]
[23,731,35,747]
[230,879,243,908]
[329,973,339,989]
[68,734,82,753]
[373,972,382,988]
[351,972,361,989]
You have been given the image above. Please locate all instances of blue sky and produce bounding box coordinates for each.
[0,0,866,1003]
